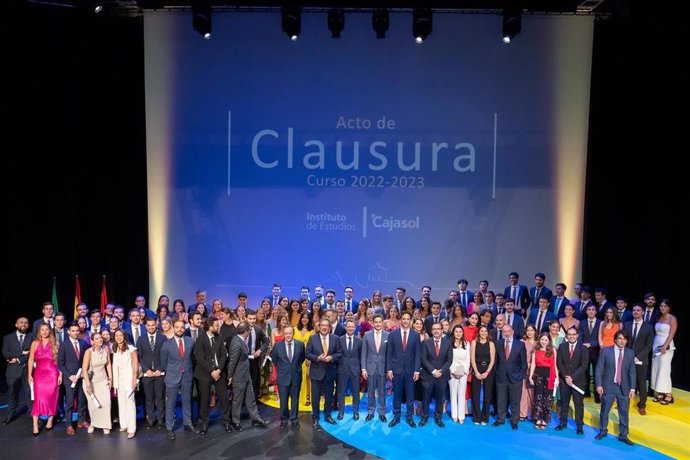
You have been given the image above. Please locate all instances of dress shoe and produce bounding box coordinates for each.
[324,416,337,425]
[291,420,300,429]
[2,416,13,426]
[32,429,40,437]
[379,414,387,423]
[638,407,647,415]
[167,430,176,440]
[419,417,429,427]
[66,425,76,436]
[576,427,584,435]
[619,438,634,446]
[224,422,233,432]
[252,419,268,428]
[312,420,322,431]
[388,417,400,427]
[435,418,445,428]
[232,423,242,432]
[555,424,567,431]
[492,420,505,427]
[511,423,518,430]
[365,413,374,422]
[353,413,359,421]
[406,418,416,428]
[337,412,344,421]
[594,431,607,440]
[184,425,195,433]
[146,420,155,429]
[280,422,288,431]
[199,425,208,435]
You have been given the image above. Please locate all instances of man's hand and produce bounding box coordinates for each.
[596,386,604,396]
[361,370,368,380]
[412,372,420,381]
[386,371,393,381]
[565,376,573,386]
[69,374,78,384]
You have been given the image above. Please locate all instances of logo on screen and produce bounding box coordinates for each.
[362,206,420,238]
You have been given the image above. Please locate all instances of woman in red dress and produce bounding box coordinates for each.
[529,332,558,429]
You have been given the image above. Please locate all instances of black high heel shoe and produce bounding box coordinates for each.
[32,428,40,436]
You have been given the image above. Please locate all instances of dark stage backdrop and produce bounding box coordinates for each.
[1,3,687,388]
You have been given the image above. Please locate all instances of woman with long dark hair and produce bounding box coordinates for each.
[529,332,558,429]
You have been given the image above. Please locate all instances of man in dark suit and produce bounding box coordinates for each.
[32,302,55,336]
[160,319,196,440]
[2,317,33,425]
[306,318,342,430]
[624,303,654,415]
[556,327,588,434]
[573,286,594,320]
[424,302,444,336]
[187,289,208,314]
[337,320,363,420]
[57,322,90,434]
[493,324,527,429]
[457,279,473,309]
[529,273,553,312]
[193,317,231,434]
[124,308,145,345]
[503,300,525,337]
[504,272,531,317]
[527,296,557,333]
[551,283,570,318]
[595,330,636,445]
[594,288,615,321]
[246,310,269,404]
[343,286,358,314]
[579,304,602,401]
[325,310,345,336]
[642,292,660,324]
[137,317,167,429]
[271,325,305,430]
[386,310,421,428]
[419,323,453,427]
[218,308,237,353]
[614,296,633,323]
[227,322,268,431]
[53,312,67,344]
[361,314,389,422]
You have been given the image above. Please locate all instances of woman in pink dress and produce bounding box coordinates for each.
[28,323,61,435]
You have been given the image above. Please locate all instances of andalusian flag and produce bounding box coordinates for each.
[73,275,82,320]
[100,275,108,316]
[52,277,59,312]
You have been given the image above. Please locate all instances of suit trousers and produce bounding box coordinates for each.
[5,373,32,417]
[600,385,630,439]
[310,376,335,421]
[166,380,193,430]
[635,364,649,408]
[559,381,584,427]
[584,349,598,396]
[422,377,446,419]
[231,379,260,424]
[278,382,301,421]
[496,380,522,424]
[142,375,165,423]
[392,373,415,418]
[63,379,88,423]
[338,371,361,414]
[366,373,387,416]
[198,375,230,425]
[249,358,262,402]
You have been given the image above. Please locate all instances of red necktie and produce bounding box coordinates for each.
[73,341,80,359]
[435,340,440,357]
[178,338,184,358]
[402,330,407,351]
[504,340,510,360]
[615,348,623,385]
[569,345,574,359]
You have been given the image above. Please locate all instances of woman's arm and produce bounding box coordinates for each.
[27,341,38,385]
[486,342,496,374]
[82,349,92,394]
[131,349,139,388]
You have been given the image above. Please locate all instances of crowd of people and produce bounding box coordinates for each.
[2,274,678,446]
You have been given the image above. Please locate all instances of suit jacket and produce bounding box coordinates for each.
[160,335,195,385]
[53,328,67,344]
[57,337,90,378]
[529,286,553,307]
[270,339,305,386]
[556,341,589,387]
[642,307,660,325]
[337,334,363,375]
[527,309,557,333]
[579,318,602,350]
[123,322,145,345]
[330,322,346,337]
[623,320,654,365]
[504,284,531,315]
[385,328,421,376]
[616,309,633,324]
[420,337,453,383]
[218,322,237,353]
[595,301,615,320]
[505,313,525,337]
[247,325,269,357]
[343,300,359,315]
[184,327,202,342]
[194,332,228,380]
[494,338,527,384]
[572,299,594,321]
[424,315,445,336]
[305,333,342,380]
[361,330,389,376]
[595,345,636,395]
[2,331,34,379]
[136,331,166,373]
[551,296,570,317]
[227,334,251,383]
[32,317,54,336]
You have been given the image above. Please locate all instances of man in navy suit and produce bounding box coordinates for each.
[160,319,196,440]
[614,296,633,323]
[457,279,473,309]
[123,308,145,345]
[306,318,342,430]
[386,310,421,428]
[579,304,602,401]
[2,317,33,425]
[57,322,90,434]
[624,304,655,415]
[31,302,55,336]
[271,325,305,430]
[550,283,570,318]
[493,325,527,429]
[504,272,531,317]
[556,327,588,434]
[573,286,594,320]
[53,312,67,344]
[337,320,363,420]
[424,302,445,335]
[594,288,615,321]
[361,314,389,422]
[527,296,557,333]
[137,317,167,429]
[343,286,359,315]
[595,330,636,445]
[529,273,553,312]
[419,323,453,427]
[642,292,660,324]
[325,310,345,336]
[503,300,524,338]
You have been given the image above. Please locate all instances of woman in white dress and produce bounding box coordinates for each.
[448,325,471,424]
[112,330,139,438]
[82,332,112,434]
[651,299,677,405]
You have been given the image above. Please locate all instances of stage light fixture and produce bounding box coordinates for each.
[502,9,522,43]
[327,9,345,39]
[92,3,103,14]
[192,2,212,40]
[372,9,389,39]
[282,6,301,41]
[412,8,432,44]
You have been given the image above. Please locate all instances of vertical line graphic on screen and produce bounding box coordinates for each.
[227,110,232,196]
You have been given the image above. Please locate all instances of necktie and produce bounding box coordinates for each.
[287,341,293,362]
[210,336,218,367]
[133,326,139,344]
[504,340,510,359]
[150,335,155,350]
[192,329,198,341]
[402,330,407,351]
[434,316,439,323]
[461,292,467,307]
[569,344,574,359]
[644,310,651,322]
[375,332,381,353]
[615,348,623,385]
[322,335,328,356]
[435,340,440,357]
[535,288,541,304]
[511,286,516,303]
[588,320,594,334]
[244,336,249,352]
[507,313,512,325]
[348,336,352,352]
[178,338,184,358]
[556,298,562,315]
[19,334,24,348]
[248,329,254,353]
[580,301,587,316]
[73,340,80,359]
[537,311,544,331]
[632,322,639,344]
[346,301,351,312]
[498,307,503,315]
